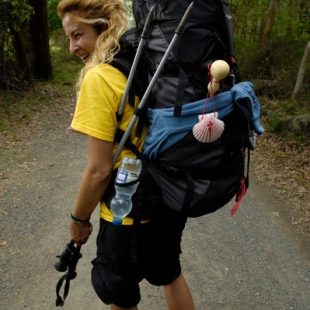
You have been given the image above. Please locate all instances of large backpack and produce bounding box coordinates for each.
[106,0,263,218]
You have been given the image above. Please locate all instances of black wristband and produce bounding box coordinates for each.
[70,213,90,223]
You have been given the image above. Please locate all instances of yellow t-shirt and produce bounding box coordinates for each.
[70,63,147,225]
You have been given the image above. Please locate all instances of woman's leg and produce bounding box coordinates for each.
[163,273,195,310]
[92,220,141,309]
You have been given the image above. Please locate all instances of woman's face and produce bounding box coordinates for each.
[62,13,98,63]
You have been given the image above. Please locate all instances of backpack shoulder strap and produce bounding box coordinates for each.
[112,55,132,78]
[111,56,136,110]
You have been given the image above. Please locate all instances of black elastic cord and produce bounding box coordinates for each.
[173,67,187,116]
[55,268,78,307]
[55,241,81,307]
[180,173,195,215]
[56,274,68,307]
[115,178,140,187]
[245,147,250,188]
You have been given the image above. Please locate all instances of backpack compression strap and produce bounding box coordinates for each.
[221,0,234,56]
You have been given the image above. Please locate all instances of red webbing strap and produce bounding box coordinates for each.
[230,147,250,216]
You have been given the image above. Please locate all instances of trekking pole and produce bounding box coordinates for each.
[112,2,194,163]
[116,5,155,119]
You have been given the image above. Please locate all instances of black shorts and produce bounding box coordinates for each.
[91,211,187,308]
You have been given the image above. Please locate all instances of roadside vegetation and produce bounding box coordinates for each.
[0,0,309,235]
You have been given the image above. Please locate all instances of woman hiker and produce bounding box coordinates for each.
[57,1,194,309]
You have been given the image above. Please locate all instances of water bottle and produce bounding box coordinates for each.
[110,157,142,225]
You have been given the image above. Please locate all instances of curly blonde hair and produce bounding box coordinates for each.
[57,0,128,88]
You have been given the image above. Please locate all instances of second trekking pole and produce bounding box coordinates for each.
[116,5,155,120]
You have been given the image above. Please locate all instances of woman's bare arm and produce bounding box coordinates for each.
[70,136,113,244]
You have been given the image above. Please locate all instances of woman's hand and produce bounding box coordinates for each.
[70,221,93,245]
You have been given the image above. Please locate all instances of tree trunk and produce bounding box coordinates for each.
[259,0,279,77]
[0,34,6,89]
[28,0,53,80]
[260,0,279,52]
[10,26,33,86]
[292,41,310,99]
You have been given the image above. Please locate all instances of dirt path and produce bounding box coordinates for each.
[0,93,309,310]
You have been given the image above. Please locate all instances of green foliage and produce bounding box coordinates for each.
[228,0,310,143]
[0,0,33,89]
[0,29,79,135]
[124,0,135,26]
[48,0,62,31]
[50,29,82,83]
[0,0,32,33]
[231,0,310,98]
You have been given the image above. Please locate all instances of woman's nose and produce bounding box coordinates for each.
[69,40,79,54]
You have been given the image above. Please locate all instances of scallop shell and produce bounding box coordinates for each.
[193,113,225,143]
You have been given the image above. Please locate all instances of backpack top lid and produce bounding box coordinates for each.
[133,0,230,49]
[114,0,237,110]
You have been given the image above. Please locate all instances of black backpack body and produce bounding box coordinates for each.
[108,1,260,218]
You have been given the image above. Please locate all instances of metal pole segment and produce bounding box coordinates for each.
[112,2,194,164]
[116,6,155,118]
[176,2,194,34]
